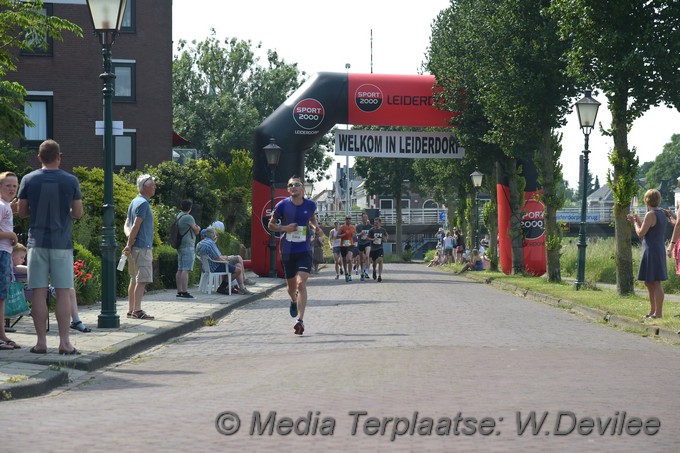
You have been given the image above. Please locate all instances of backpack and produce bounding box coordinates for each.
[169,214,189,249]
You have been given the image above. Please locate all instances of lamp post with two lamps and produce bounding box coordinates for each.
[86,0,127,328]
[470,168,484,249]
[263,138,282,278]
[574,90,601,290]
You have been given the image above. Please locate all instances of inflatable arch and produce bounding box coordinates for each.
[250,72,546,277]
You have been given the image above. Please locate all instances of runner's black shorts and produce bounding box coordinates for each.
[340,247,353,258]
[370,248,384,261]
[281,251,313,278]
[358,242,371,253]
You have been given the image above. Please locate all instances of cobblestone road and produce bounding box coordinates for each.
[3,264,679,452]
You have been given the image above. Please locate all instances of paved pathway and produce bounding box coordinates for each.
[2,264,679,452]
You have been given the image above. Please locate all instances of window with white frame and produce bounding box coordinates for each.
[23,94,53,145]
[113,61,135,102]
[114,132,136,170]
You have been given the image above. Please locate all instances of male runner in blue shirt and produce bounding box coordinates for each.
[268,175,323,335]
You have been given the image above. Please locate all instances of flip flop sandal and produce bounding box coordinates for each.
[4,340,20,349]
[0,342,16,350]
[70,321,92,333]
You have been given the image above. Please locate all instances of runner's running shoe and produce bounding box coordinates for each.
[373,270,377,280]
[377,276,382,282]
[289,301,298,318]
[294,319,304,335]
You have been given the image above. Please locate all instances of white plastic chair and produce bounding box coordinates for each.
[198,255,231,295]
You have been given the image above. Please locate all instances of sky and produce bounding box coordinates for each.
[172,0,680,192]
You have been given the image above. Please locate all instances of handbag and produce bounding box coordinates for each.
[5,275,30,318]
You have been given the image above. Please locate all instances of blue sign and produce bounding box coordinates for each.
[439,211,447,222]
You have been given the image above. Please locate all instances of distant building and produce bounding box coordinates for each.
[7,0,172,172]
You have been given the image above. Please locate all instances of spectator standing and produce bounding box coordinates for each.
[0,171,20,349]
[666,177,680,276]
[123,174,157,320]
[268,175,323,335]
[175,199,201,298]
[453,228,465,263]
[17,140,83,354]
[628,189,667,319]
[443,231,455,265]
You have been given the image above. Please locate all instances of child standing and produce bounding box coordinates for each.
[0,172,20,349]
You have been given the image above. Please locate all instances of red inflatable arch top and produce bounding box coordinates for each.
[250,72,545,277]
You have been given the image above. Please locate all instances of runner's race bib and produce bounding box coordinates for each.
[287,225,307,243]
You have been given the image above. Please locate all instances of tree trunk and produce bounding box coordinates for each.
[609,95,636,295]
[537,129,562,283]
[506,158,525,274]
[395,193,403,258]
[485,164,500,272]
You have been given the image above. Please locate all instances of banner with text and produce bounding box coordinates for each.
[335,130,465,159]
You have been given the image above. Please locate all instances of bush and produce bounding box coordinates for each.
[153,244,179,290]
[73,242,102,305]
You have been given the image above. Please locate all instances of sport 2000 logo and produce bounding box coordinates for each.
[293,98,325,130]
[521,199,545,241]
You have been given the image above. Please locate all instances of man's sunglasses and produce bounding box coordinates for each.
[288,182,303,188]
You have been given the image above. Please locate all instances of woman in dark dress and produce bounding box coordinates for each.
[627,189,667,319]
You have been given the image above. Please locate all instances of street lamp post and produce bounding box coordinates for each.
[87,0,127,328]
[263,138,282,278]
[345,62,351,215]
[470,168,484,249]
[574,90,601,290]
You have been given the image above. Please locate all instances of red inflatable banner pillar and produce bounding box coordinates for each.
[496,158,546,276]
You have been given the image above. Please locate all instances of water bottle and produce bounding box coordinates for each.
[117,254,127,271]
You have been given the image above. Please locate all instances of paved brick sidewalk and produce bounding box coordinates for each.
[0,271,284,400]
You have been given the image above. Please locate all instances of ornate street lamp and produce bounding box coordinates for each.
[263,138,282,278]
[304,181,314,199]
[87,0,127,328]
[574,90,601,290]
[470,168,484,249]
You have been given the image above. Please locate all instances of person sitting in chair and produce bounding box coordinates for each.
[195,227,252,295]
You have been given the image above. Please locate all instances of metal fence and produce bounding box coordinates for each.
[319,205,633,227]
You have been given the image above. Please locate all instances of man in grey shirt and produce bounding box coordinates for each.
[18,139,83,355]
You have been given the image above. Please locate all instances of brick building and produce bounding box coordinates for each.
[7,0,172,172]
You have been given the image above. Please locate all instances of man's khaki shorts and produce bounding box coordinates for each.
[128,248,153,283]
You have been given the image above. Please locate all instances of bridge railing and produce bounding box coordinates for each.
[318,205,631,227]
[317,208,443,226]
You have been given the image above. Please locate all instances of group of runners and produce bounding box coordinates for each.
[267,175,389,335]
[328,212,389,283]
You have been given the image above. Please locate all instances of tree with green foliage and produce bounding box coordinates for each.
[552,0,680,294]
[643,134,680,206]
[149,159,221,234]
[0,0,81,141]
[428,0,574,280]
